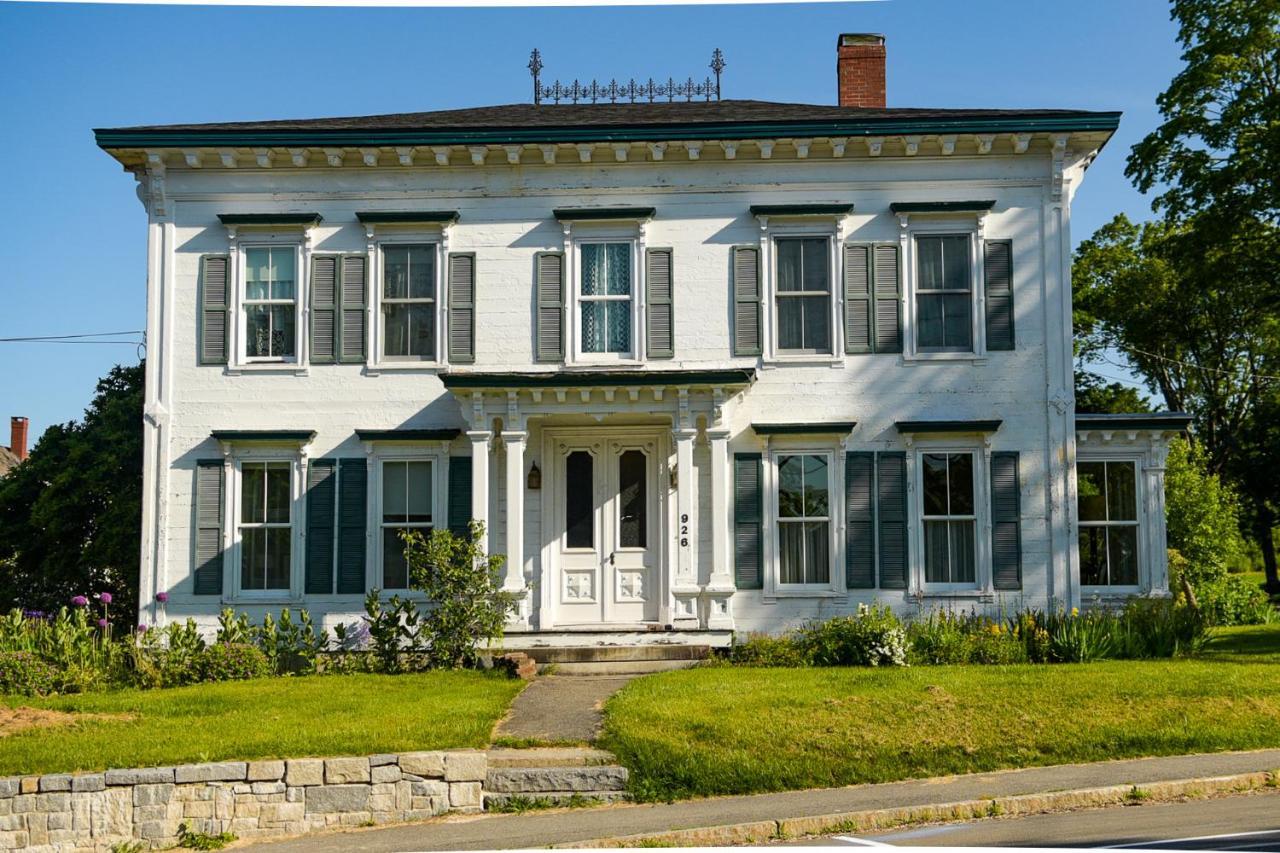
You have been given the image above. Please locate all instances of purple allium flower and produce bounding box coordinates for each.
[97,592,113,604]
[97,618,109,628]
[137,624,149,634]
[70,595,89,607]
[155,592,169,604]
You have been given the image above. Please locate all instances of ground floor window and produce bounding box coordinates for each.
[239,460,292,591]
[776,452,832,586]
[922,451,976,586]
[1078,459,1139,587]
[380,459,434,589]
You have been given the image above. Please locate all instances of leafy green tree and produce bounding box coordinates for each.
[1074,372,1154,414]
[0,363,143,616]
[1164,437,1246,584]
[404,522,513,668]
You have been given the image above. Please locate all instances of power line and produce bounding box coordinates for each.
[0,330,143,343]
[1107,346,1280,384]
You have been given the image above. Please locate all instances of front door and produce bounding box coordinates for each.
[553,434,661,625]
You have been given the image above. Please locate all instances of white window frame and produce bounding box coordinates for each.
[231,240,306,370]
[763,445,843,598]
[373,239,444,366]
[901,216,987,362]
[226,453,303,601]
[772,235,837,357]
[918,450,981,591]
[908,443,992,595]
[1076,456,1143,594]
[760,221,842,364]
[567,233,643,364]
[373,448,445,592]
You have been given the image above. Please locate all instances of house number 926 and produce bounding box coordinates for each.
[680,513,690,549]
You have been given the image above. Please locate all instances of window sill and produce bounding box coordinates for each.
[226,364,309,377]
[763,588,845,601]
[365,362,444,376]
[916,588,993,600]
[761,355,843,369]
[903,353,988,366]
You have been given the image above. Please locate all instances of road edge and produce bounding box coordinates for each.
[554,771,1279,848]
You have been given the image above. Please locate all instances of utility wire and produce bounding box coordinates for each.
[1102,345,1280,384]
[0,330,143,343]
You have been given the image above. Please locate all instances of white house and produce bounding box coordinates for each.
[97,35,1188,647]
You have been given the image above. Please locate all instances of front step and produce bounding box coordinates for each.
[503,643,713,674]
[483,748,629,809]
[545,659,701,675]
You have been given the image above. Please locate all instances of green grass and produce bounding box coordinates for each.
[0,671,523,776]
[600,625,1280,801]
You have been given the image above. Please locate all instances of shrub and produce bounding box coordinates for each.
[404,522,515,669]
[908,611,1026,665]
[198,643,271,682]
[0,651,58,695]
[966,628,1028,665]
[1164,438,1246,585]
[728,633,809,667]
[1113,598,1211,658]
[1194,574,1276,626]
[794,605,908,667]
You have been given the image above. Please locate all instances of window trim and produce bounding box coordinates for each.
[908,443,992,595]
[232,241,305,369]
[227,453,303,601]
[1077,456,1143,593]
[902,218,986,362]
[569,236,642,364]
[919,451,980,590]
[760,223,841,364]
[372,238,444,367]
[375,454,443,592]
[763,445,842,597]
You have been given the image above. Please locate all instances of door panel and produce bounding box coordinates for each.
[608,441,658,623]
[557,448,603,624]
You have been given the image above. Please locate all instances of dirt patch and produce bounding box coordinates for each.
[0,707,134,737]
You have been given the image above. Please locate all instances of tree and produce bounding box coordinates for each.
[0,363,144,616]
[1164,437,1247,583]
[1074,372,1154,414]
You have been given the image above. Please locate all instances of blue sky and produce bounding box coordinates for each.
[0,0,1179,443]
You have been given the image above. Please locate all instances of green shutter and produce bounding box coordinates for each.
[336,458,367,594]
[448,456,473,537]
[876,452,908,590]
[199,255,229,365]
[645,248,675,358]
[844,245,873,354]
[732,247,761,356]
[339,255,368,363]
[845,452,876,588]
[305,458,337,594]
[984,240,1014,351]
[991,451,1022,590]
[872,244,902,354]
[193,460,224,595]
[733,453,764,590]
[534,252,565,363]
[448,253,476,364]
[309,255,338,364]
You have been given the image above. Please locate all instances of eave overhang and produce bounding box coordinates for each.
[1075,412,1192,433]
[440,369,755,389]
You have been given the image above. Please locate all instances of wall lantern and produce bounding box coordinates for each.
[527,461,542,490]
[669,463,678,490]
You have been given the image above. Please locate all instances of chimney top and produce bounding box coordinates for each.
[836,33,887,109]
[9,417,28,462]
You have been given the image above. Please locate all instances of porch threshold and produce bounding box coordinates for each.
[494,629,733,649]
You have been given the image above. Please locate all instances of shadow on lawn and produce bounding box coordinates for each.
[1203,625,1280,661]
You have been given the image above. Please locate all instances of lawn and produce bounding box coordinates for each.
[600,624,1280,801]
[0,671,523,776]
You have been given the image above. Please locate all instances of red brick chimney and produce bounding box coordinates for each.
[9,417,28,462]
[837,33,886,109]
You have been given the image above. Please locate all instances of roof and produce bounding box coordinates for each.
[94,100,1120,149]
[0,446,18,478]
[1075,412,1193,432]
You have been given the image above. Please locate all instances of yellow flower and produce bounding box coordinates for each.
[1071,607,1079,617]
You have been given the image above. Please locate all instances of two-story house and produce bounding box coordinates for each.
[97,35,1188,647]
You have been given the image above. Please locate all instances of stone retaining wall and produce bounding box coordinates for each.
[0,750,487,851]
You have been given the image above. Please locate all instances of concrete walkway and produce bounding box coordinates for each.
[494,676,635,744]
[244,749,1280,851]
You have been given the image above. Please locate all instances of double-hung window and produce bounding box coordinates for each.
[244,247,297,360]
[915,235,972,352]
[380,460,434,589]
[776,453,832,586]
[775,237,832,354]
[921,452,977,586]
[1077,461,1139,587]
[382,244,437,360]
[578,242,633,357]
[239,461,292,591]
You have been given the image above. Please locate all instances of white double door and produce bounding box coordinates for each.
[549,430,662,625]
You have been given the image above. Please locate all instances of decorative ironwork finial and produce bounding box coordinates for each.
[529,48,724,106]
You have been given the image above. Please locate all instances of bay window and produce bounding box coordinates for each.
[1078,460,1139,587]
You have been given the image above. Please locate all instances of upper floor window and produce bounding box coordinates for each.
[921,451,976,586]
[915,235,972,352]
[382,244,437,360]
[578,242,633,357]
[1078,460,1139,587]
[239,460,292,591]
[244,247,297,360]
[776,452,832,586]
[775,238,832,355]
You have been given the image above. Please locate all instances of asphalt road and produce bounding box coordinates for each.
[787,790,1280,850]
